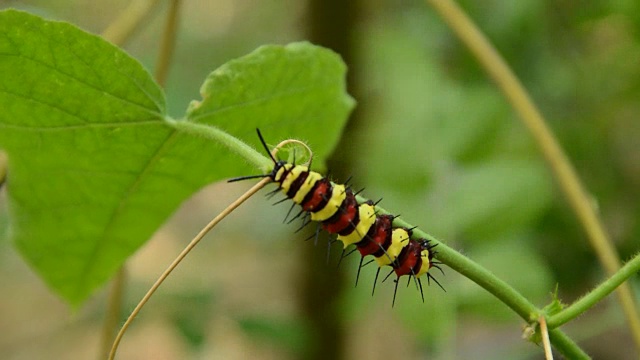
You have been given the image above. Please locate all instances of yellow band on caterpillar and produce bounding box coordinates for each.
[375,228,410,266]
[415,251,431,277]
[337,203,376,247]
[292,171,323,204]
[310,184,347,222]
[277,164,306,192]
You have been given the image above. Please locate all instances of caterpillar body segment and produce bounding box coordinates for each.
[337,202,376,247]
[228,129,443,305]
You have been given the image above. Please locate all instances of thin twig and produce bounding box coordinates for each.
[425,0,640,351]
[108,136,306,359]
[539,316,554,360]
[108,177,271,360]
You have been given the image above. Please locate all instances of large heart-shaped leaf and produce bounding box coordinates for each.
[0,9,353,306]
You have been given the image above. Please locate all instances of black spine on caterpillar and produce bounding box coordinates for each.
[229,129,444,306]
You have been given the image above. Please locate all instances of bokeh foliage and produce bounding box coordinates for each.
[1,1,639,359]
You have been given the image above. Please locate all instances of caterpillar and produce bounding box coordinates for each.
[229,129,444,305]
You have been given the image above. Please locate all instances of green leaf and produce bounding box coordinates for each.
[0,9,168,306]
[185,41,355,172]
[0,9,353,306]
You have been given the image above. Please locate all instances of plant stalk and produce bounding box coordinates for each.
[166,118,272,172]
[548,253,640,329]
[548,329,590,360]
[371,200,588,358]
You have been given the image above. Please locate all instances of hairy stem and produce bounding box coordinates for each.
[548,329,590,360]
[548,252,640,329]
[425,0,640,351]
[165,118,272,172]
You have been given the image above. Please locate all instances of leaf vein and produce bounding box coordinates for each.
[0,53,162,115]
[75,128,179,296]
[188,85,328,122]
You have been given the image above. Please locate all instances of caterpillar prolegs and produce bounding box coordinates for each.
[229,129,444,305]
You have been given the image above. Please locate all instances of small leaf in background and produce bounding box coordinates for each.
[434,159,554,240]
[0,10,353,306]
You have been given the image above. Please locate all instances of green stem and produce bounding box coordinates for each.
[368,198,588,358]
[166,118,272,172]
[548,253,640,329]
[373,201,538,318]
[548,329,591,360]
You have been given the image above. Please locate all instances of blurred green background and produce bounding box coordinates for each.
[1,0,639,359]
